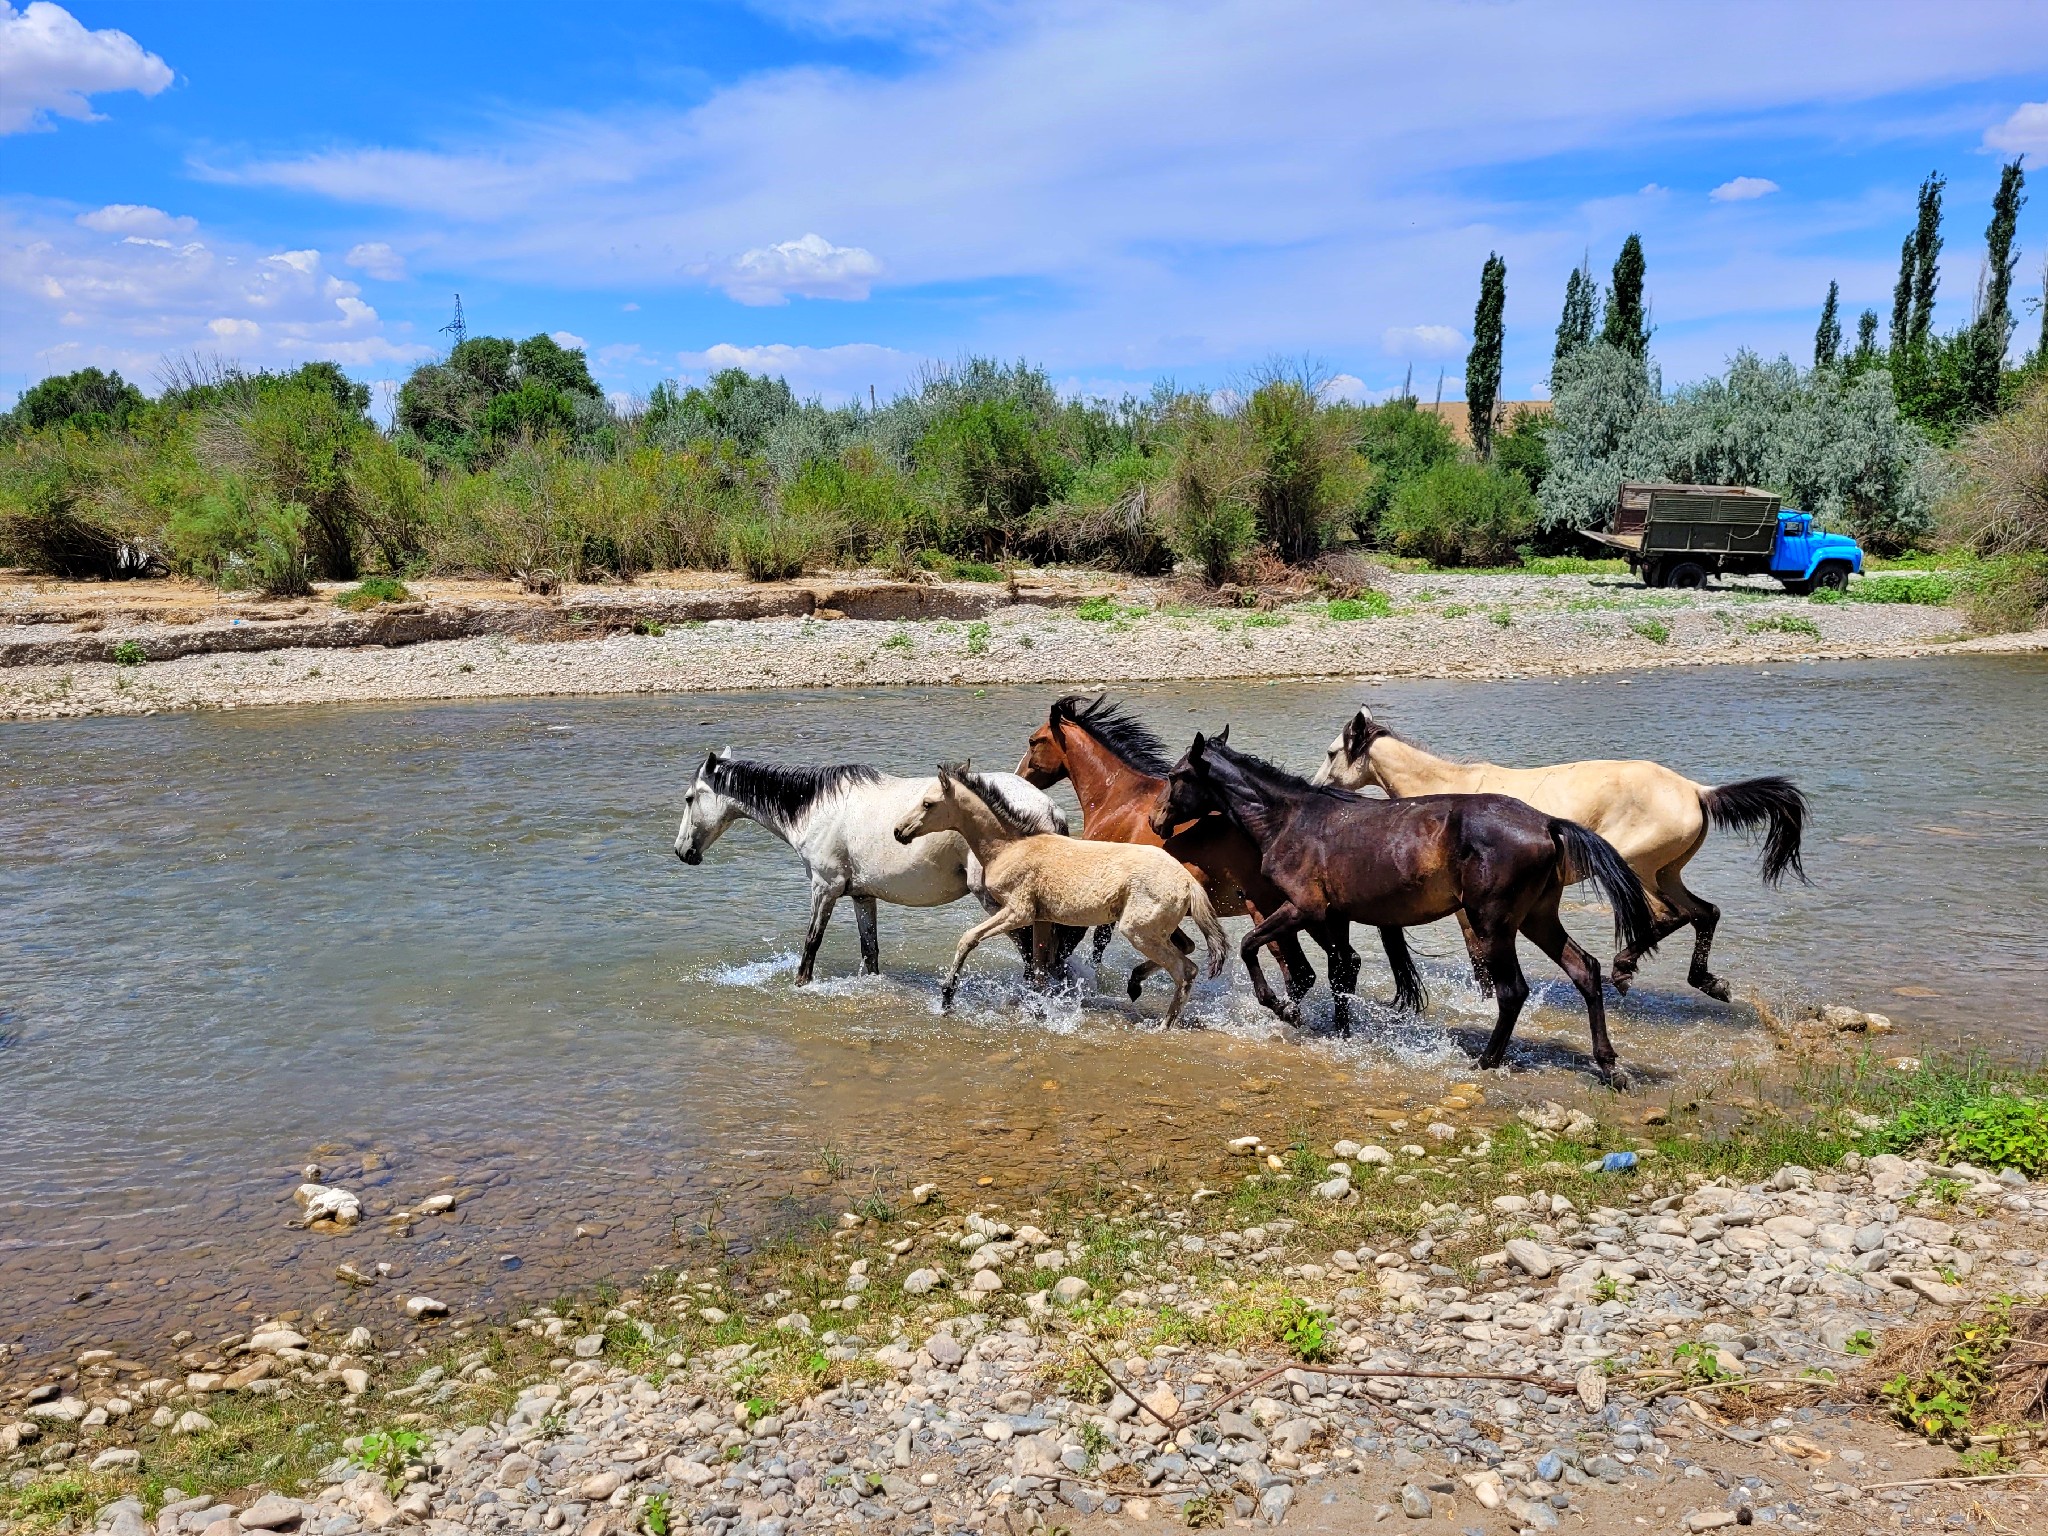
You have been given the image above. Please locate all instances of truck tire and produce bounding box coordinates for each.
[1664,561,1709,590]
[1811,561,1851,593]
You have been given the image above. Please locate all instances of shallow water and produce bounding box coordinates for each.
[2,655,2044,1373]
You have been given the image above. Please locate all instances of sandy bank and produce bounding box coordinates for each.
[2,568,2038,722]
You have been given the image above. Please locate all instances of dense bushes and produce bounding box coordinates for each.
[1381,461,1536,566]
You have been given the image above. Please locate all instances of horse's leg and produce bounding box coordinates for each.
[1237,904,1310,1025]
[1128,927,1195,1027]
[853,896,881,976]
[1665,871,1729,1002]
[1610,855,1690,995]
[1471,919,1531,1072]
[1130,929,1194,1002]
[1521,897,1624,1087]
[796,881,842,985]
[1457,910,1493,997]
[1090,925,1116,966]
[941,907,1032,1011]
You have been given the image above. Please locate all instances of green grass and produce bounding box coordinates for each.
[1850,573,1958,605]
[880,630,913,652]
[1872,1084,2048,1177]
[110,640,147,665]
[1327,592,1392,621]
[333,576,412,611]
[965,620,990,656]
[632,616,667,636]
[1747,613,1821,637]
[1630,618,1669,644]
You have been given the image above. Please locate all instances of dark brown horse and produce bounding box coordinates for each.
[1152,729,1660,1083]
[1017,693,1369,1028]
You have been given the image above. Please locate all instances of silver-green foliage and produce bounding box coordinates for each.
[1541,343,1939,550]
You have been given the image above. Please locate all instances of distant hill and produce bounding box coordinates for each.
[1413,398,1552,446]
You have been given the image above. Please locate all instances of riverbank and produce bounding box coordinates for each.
[4,567,2034,721]
[6,1054,2046,1536]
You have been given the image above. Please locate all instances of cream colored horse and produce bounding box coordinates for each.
[894,763,1228,1026]
[1312,709,1807,1000]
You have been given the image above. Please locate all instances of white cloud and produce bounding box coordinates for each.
[1985,100,2048,153]
[0,203,431,384]
[77,203,194,235]
[550,329,587,349]
[711,233,882,305]
[1710,176,1781,201]
[678,341,924,403]
[343,241,406,280]
[1381,324,1464,358]
[0,2,173,134]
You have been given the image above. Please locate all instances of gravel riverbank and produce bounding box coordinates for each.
[10,1085,2048,1536]
[4,569,2032,722]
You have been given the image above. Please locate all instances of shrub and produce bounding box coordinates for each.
[914,397,1070,546]
[110,640,146,665]
[1243,378,1354,563]
[1943,377,2048,559]
[1878,1088,2048,1177]
[168,479,313,595]
[334,576,412,610]
[202,373,371,579]
[1960,552,2048,633]
[723,507,825,580]
[5,367,145,437]
[1329,397,1458,538]
[0,433,163,577]
[1381,461,1536,566]
[1158,403,1258,584]
[1492,406,1552,492]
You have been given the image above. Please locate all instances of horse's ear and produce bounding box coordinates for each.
[715,744,732,761]
[1343,709,1371,758]
[701,748,721,775]
[1189,731,1207,759]
[1214,723,1230,746]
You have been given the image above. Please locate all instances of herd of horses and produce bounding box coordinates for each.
[672,692,1808,1084]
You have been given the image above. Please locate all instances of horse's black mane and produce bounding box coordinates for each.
[1049,692,1174,776]
[1208,737,1356,801]
[710,758,881,829]
[942,764,1057,838]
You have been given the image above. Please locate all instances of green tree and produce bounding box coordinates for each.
[7,367,145,436]
[1890,233,1915,356]
[1855,309,1880,362]
[1814,281,1842,370]
[1381,461,1536,566]
[1492,407,1552,494]
[513,333,601,398]
[1964,157,2026,418]
[1333,397,1458,538]
[1552,257,1597,387]
[1600,235,1649,358]
[1466,252,1506,457]
[1907,172,1946,353]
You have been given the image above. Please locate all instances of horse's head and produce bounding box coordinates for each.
[674,747,742,865]
[1015,720,1068,788]
[1149,728,1229,836]
[1312,708,1385,791]
[893,763,968,845]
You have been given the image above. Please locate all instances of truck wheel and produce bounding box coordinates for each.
[1665,561,1709,590]
[1812,562,1850,593]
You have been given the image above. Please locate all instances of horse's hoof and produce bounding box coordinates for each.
[1127,976,1145,1002]
[1599,1064,1634,1091]
[1609,973,1632,997]
[1694,976,1732,1003]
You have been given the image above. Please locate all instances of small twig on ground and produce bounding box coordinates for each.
[1642,1374,1841,1401]
[1857,1472,2048,1492]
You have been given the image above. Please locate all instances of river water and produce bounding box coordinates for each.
[2,656,2044,1374]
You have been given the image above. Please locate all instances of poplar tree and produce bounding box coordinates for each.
[1907,171,1946,352]
[1855,310,1879,361]
[1466,252,1507,457]
[1890,234,1914,356]
[1813,281,1841,370]
[1965,157,2026,415]
[1600,234,1649,357]
[1551,258,1597,387]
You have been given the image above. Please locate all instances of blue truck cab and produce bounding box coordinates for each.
[1769,510,1864,593]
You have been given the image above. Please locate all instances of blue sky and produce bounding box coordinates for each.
[6,0,2048,415]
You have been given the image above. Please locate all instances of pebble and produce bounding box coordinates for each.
[172,1411,214,1435]
[404,1296,448,1319]
[90,1448,142,1472]
[236,1496,301,1530]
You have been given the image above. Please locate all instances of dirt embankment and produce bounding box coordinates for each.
[1,567,2041,721]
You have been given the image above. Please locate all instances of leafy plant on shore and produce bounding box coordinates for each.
[334,576,412,610]
[111,640,147,665]
[1326,592,1391,620]
[1747,613,1820,637]
[1875,1086,2048,1176]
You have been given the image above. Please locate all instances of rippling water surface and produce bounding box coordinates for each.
[2,656,2044,1370]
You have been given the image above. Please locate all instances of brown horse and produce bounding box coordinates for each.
[1018,693,1369,1028]
[1153,729,1661,1084]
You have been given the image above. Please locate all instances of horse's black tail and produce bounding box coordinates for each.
[1377,926,1428,1015]
[1552,819,1659,961]
[1701,775,1809,887]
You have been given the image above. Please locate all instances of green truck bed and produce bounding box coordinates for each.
[1585,483,1781,560]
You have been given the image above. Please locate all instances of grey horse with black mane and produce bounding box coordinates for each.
[674,748,1075,983]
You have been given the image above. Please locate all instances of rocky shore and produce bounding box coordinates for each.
[3,567,2026,722]
[10,1102,2048,1536]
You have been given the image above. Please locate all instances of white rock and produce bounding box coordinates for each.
[343,1326,373,1352]
[247,1328,307,1354]
[90,1448,141,1473]
[1332,1139,1362,1159]
[903,1268,946,1295]
[418,1194,456,1214]
[1314,1174,1353,1201]
[910,1182,939,1205]
[1356,1145,1394,1166]
[1050,1276,1091,1305]
[173,1410,215,1435]
[968,1269,1003,1293]
[237,1496,302,1530]
[294,1183,361,1227]
[1505,1239,1555,1278]
[404,1296,448,1319]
